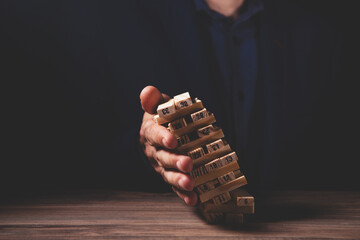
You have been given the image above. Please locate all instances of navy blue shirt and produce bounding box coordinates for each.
[194,0,263,184]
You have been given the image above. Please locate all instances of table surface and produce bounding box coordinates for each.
[0,189,359,239]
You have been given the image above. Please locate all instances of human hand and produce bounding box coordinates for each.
[139,86,198,206]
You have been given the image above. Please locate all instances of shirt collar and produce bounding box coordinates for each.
[194,0,263,25]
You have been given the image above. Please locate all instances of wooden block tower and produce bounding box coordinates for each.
[154,92,254,224]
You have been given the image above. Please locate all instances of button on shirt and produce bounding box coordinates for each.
[194,0,264,179]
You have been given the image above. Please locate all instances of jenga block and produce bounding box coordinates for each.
[204,158,224,173]
[170,113,216,137]
[193,144,231,167]
[157,99,176,118]
[212,191,231,205]
[188,147,206,160]
[199,175,247,203]
[200,196,254,214]
[230,188,255,207]
[176,134,190,147]
[154,98,204,125]
[198,205,224,224]
[218,171,236,184]
[191,108,209,122]
[195,179,217,194]
[176,127,224,153]
[174,92,192,109]
[219,152,238,165]
[194,161,240,186]
[197,124,215,137]
[206,139,225,153]
[168,118,187,132]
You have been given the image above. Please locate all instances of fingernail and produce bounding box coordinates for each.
[162,138,168,148]
[176,160,182,171]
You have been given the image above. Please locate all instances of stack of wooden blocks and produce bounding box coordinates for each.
[154,92,254,225]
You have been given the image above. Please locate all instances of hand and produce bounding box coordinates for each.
[139,86,198,206]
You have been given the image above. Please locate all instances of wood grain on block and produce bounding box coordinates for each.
[194,161,239,186]
[206,139,225,153]
[154,98,204,125]
[199,175,247,203]
[191,108,209,122]
[193,144,231,167]
[170,114,216,137]
[174,92,192,109]
[212,191,231,205]
[200,193,254,214]
[218,171,236,185]
[157,99,176,118]
[230,188,254,207]
[176,127,224,153]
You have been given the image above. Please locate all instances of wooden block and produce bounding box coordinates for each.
[230,188,255,207]
[174,92,192,109]
[153,98,204,125]
[171,113,216,137]
[206,139,225,153]
[200,195,254,214]
[176,135,190,147]
[212,191,231,205]
[168,118,187,132]
[194,161,240,186]
[204,158,224,173]
[196,124,215,137]
[193,144,231,167]
[191,108,209,122]
[219,152,238,165]
[157,99,176,118]
[199,175,247,203]
[196,179,217,194]
[176,127,224,153]
[190,165,208,178]
[187,147,206,160]
[218,171,236,184]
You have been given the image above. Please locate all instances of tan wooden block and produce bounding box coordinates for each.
[206,139,225,153]
[193,144,231,167]
[200,195,254,214]
[204,158,224,173]
[196,179,217,194]
[187,147,206,160]
[196,124,215,137]
[171,113,216,137]
[153,98,204,125]
[230,188,255,207]
[190,165,208,178]
[176,127,224,153]
[174,92,192,109]
[157,99,176,118]
[194,161,239,186]
[199,175,247,203]
[218,171,236,185]
[168,118,187,132]
[219,152,238,165]
[191,108,209,122]
[212,191,231,205]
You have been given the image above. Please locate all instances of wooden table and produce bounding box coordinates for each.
[0,189,359,239]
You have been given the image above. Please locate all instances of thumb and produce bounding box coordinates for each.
[139,86,170,114]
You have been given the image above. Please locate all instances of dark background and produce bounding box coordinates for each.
[0,0,358,196]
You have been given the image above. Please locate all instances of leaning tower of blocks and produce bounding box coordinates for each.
[154,92,254,224]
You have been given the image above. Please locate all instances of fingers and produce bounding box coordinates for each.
[172,186,198,206]
[140,85,170,114]
[154,149,193,173]
[142,115,177,149]
[160,169,194,192]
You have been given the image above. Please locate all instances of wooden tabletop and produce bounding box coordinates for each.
[0,189,359,239]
